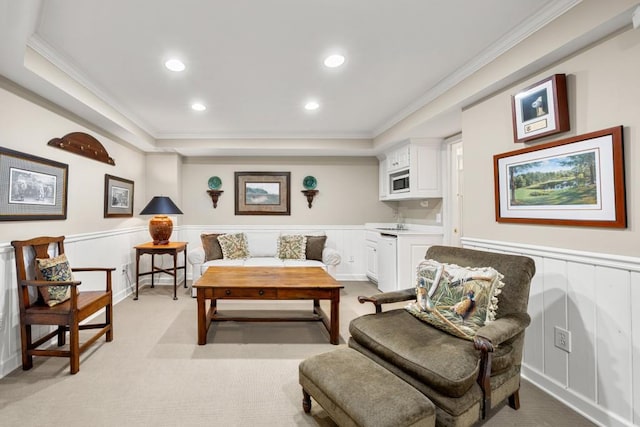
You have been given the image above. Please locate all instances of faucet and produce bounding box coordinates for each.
[395,212,405,230]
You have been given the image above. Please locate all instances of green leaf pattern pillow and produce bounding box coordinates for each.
[277,235,307,260]
[406,259,504,341]
[217,233,250,259]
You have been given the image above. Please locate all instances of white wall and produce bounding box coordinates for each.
[462,25,640,256]
[0,84,148,241]
[180,156,395,225]
[460,24,640,427]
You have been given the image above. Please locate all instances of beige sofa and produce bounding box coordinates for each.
[188,230,341,296]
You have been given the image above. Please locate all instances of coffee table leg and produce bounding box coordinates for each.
[197,290,207,345]
[330,290,340,345]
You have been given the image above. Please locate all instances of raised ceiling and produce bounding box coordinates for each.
[0,0,581,155]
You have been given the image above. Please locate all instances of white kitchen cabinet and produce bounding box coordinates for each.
[386,144,410,173]
[378,139,442,200]
[364,225,444,291]
[377,234,397,292]
[365,231,379,282]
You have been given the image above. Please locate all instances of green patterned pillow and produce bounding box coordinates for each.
[405,259,504,341]
[277,235,307,260]
[217,233,249,259]
[36,253,73,307]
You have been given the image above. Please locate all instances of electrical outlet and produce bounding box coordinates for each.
[554,326,571,353]
[348,256,355,263]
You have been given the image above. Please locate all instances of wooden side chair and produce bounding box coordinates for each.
[11,236,114,374]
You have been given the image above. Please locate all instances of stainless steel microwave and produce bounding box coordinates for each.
[390,171,410,193]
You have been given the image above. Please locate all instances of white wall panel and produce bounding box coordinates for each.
[632,271,640,425]
[523,255,545,372]
[543,258,569,385]
[567,262,597,401]
[595,266,632,420]
[463,237,640,427]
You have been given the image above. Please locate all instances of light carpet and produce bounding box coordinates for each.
[0,281,596,426]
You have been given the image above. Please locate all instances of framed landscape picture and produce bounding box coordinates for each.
[235,171,290,215]
[494,126,625,228]
[104,174,134,217]
[0,147,68,221]
[512,74,570,143]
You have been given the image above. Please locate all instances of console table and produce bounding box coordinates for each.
[134,241,187,300]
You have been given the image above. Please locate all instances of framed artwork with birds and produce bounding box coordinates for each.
[407,259,505,341]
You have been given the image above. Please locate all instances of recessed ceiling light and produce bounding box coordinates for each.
[305,101,320,111]
[324,54,345,68]
[191,102,206,111]
[165,58,186,72]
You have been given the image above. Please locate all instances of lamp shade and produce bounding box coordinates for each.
[139,196,183,215]
[140,197,183,245]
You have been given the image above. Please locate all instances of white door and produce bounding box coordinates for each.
[449,140,463,247]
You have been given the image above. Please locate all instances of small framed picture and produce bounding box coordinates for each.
[0,147,68,221]
[512,74,570,143]
[494,126,625,228]
[104,174,134,217]
[235,171,290,215]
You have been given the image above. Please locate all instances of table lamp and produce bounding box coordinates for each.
[139,196,183,245]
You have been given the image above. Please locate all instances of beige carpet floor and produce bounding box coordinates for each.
[0,281,596,426]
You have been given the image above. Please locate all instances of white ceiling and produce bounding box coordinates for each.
[0,0,582,156]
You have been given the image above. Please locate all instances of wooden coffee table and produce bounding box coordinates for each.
[193,266,344,345]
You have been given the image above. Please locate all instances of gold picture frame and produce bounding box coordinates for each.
[235,171,290,215]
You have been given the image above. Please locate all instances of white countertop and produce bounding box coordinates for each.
[364,223,444,236]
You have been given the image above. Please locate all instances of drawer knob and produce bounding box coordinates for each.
[225,289,231,296]
[258,289,264,296]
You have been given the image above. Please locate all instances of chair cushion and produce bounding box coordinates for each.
[405,259,504,341]
[243,257,284,267]
[305,235,327,261]
[277,234,307,260]
[218,233,250,259]
[201,233,224,261]
[349,309,480,398]
[36,253,73,307]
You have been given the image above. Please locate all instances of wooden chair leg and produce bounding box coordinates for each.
[302,389,312,413]
[106,302,113,342]
[57,325,66,346]
[508,389,521,410]
[21,324,33,370]
[69,321,80,374]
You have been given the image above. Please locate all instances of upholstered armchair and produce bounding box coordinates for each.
[349,245,535,427]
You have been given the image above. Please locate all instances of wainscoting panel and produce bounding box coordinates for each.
[463,238,640,427]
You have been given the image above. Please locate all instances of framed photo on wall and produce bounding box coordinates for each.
[494,126,625,228]
[512,74,570,143]
[0,146,68,221]
[235,171,290,215]
[104,174,134,217]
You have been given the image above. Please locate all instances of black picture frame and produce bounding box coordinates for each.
[0,147,68,221]
[104,174,134,218]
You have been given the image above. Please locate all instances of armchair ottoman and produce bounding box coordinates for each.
[299,347,435,427]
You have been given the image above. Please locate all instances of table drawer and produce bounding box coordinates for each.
[213,288,277,299]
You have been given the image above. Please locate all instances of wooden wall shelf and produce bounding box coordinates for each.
[207,190,223,208]
[47,132,115,165]
[302,189,318,208]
